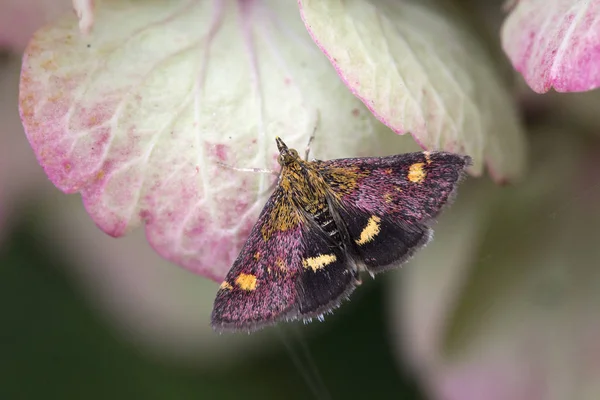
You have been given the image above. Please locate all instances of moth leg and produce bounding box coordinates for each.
[215,161,278,175]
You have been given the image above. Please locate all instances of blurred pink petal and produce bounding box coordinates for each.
[391,131,600,399]
[19,0,420,280]
[433,359,545,400]
[502,0,600,93]
[0,0,70,51]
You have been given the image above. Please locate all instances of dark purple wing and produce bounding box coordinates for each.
[211,187,358,332]
[317,151,471,273]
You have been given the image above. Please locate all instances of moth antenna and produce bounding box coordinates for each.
[211,145,471,334]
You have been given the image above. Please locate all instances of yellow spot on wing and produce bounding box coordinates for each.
[303,254,337,272]
[235,273,258,291]
[253,252,261,260]
[408,163,426,183]
[220,281,233,290]
[355,215,382,245]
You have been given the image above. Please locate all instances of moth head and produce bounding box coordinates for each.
[275,137,300,166]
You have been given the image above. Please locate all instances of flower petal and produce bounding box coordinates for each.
[502,0,600,93]
[19,0,419,280]
[299,0,527,182]
[391,129,600,399]
[0,0,70,51]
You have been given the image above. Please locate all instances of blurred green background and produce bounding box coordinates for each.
[0,212,424,400]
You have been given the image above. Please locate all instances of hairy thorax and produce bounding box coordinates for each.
[279,159,329,215]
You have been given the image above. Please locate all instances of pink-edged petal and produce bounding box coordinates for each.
[430,358,545,400]
[391,130,600,399]
[299,0,527,182]
[19,0,420,280]
[502,0,600,93]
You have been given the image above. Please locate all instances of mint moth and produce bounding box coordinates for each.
[212,138,471,332]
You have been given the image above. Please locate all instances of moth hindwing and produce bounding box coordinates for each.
[211,138,471,332]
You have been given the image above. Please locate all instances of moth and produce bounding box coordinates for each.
[212,137,471,332]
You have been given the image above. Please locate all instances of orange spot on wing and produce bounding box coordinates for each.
[235,273,258,291]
